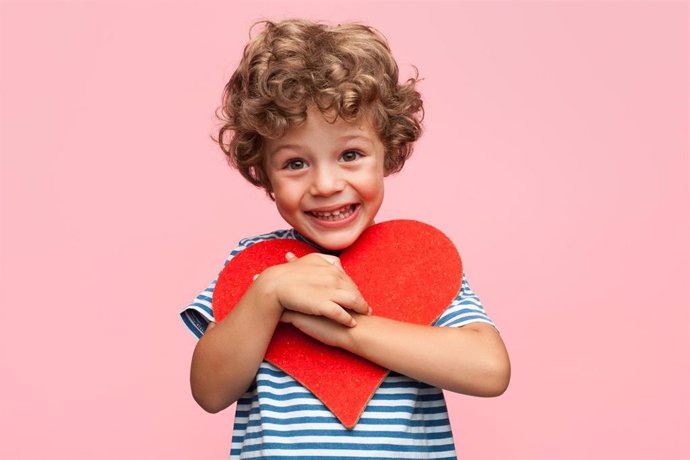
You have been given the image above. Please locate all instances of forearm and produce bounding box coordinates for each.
[190,282,282,413]
[343,316,510,397]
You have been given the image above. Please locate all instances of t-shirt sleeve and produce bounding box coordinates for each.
[179,239,251,340]
[432,272,498,331]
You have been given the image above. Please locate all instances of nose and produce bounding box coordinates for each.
[309,164,345,197]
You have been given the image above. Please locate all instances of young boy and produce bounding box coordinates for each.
[181,18,510,459]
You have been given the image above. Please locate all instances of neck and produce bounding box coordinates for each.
[292,229,343,256]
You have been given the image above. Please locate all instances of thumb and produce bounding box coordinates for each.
[317,253,343,271]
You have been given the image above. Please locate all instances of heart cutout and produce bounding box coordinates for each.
[212,220,462,428]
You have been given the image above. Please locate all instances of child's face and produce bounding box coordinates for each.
[264,106,386,251]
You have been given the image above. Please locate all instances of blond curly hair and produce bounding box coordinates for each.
[216,18,424,197]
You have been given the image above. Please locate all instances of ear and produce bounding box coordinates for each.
[249,165,262,183]
[382,157,394,178]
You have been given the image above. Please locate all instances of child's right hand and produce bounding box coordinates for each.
[255,251,370,327]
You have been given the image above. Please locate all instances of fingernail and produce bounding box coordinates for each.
[368,307,373,315]
[286,252,295,259]
[350,318,357,327]
[253,274,260,281]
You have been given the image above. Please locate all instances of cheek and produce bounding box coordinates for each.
[272,181,302,210]
[361,169,385,200]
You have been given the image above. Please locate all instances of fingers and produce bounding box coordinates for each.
[282,302,355,327]
[332,288,370,316]
[277,250,370,323]
[279,311,293,324]
[319,301,357,327]
[315,253,343,270]
[285,251,343,271]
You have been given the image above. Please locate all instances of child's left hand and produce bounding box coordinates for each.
[279,310,354,349]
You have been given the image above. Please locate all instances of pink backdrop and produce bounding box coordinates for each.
[1,1,688,459]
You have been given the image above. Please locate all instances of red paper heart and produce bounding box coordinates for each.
[212,220,462,428]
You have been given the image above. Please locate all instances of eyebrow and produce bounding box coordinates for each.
[268,144,303,158]
[338,133,373,143]
[268,134,373,157]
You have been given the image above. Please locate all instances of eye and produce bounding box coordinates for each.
[340,150,362,162]
[284,159,307,170]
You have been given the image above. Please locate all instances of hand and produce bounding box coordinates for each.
[280,310,358,348]
[257,251,370,327]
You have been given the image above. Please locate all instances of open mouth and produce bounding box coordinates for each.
[307,204,359,221]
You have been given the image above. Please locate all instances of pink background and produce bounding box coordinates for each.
[1,1,688,459]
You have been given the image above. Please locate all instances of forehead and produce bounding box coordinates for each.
[264,106,380,154]
[295,107,374,137]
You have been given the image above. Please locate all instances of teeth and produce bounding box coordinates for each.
[310,205,355,220]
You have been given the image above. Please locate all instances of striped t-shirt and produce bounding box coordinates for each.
[180,229,496,459]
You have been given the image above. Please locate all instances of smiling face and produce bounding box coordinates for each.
[264,106,386,251]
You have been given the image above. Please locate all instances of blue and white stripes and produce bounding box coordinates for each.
[435,273,497,330]
[179,228,496,459]
[229,364,459,459]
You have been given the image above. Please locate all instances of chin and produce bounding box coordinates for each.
[308,229,364,251]
[313,236,356,251]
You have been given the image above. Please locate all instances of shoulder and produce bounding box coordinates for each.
[237,229,297,249]
[219,229,296,267]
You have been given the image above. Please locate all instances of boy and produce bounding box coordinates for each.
[181,18,510,459]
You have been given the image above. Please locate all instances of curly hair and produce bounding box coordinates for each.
[215,18,424,197]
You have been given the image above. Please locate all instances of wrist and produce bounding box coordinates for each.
[247,267,284,317]
[341,312,372,354]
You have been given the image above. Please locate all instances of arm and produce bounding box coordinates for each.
[350,316,510,396]
[190,253,370,413]
[280,312,511,397]
[190,279,282,413]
